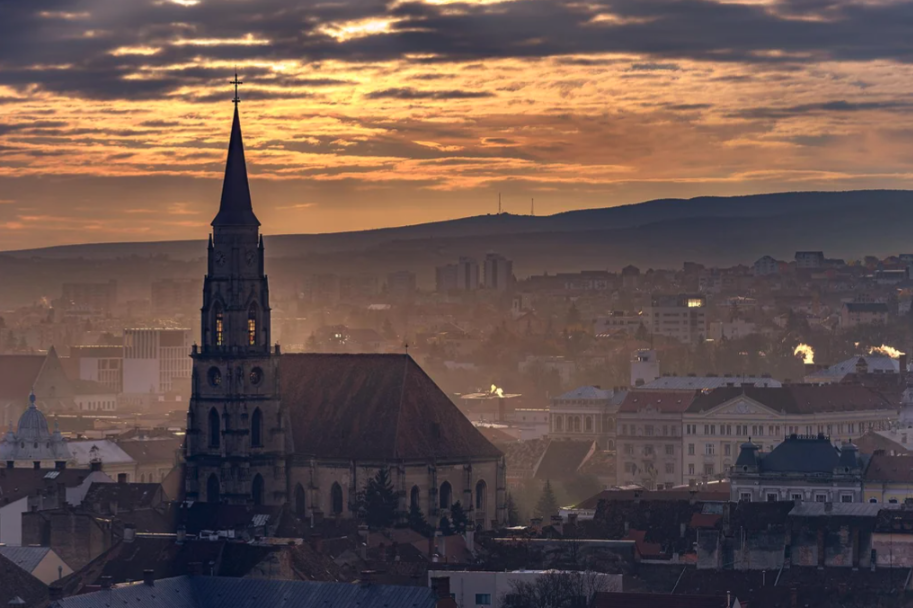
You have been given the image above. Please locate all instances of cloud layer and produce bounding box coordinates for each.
[2,0,913,248]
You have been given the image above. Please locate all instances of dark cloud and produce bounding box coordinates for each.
[364,87,494,100]
[731,100,913,120]
[1,0,912,100]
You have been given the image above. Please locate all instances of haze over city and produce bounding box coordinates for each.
[4,0,913,248]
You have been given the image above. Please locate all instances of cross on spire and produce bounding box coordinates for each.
[230,70,243,105]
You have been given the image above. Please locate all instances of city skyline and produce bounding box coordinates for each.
[2,0,913,249]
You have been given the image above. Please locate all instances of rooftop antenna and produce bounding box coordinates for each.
[531,198,534,216]
[498,192,501,215]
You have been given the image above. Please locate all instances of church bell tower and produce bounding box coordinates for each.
[184,75,288,506]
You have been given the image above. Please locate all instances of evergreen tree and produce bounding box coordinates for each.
[506,492,520,527]
[439,515,454,536]
[363,468,399,530]
[408,503,433,537]
[535,480,559,518]
[450,501,469,534]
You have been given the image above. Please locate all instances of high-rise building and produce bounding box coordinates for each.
[643,294,707,344]
[483,253,513,291]
[457,257,480,290]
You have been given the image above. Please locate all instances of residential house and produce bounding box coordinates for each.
[863,453,913,504]
[841,302,889,328]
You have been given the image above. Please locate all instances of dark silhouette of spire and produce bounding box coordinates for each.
[212,103,260,227]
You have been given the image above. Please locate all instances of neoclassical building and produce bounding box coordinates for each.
[183,97,506,528]
[0,392,71,468]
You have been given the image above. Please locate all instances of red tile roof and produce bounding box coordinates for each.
[619,390,698,414]
[864,453,913,483]
[280,354,502,461]
[687,385,893,415]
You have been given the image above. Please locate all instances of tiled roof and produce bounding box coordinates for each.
[619,390,698,414]
[0,546,50,575]
[854,430,910,456]
[0,467,102,504]
[116,438,181,464]
[592,591,733,608]
[0,550,47,608]
[67,440,135,465]
[642,376,781,390]
[534,440,595,480]
[753,435,862,474]
[814,355,899,377]
[686,384,893,415]
[53,576,438,608]
[280,354,502,461]
[863,453,913,483]
[553,386,614,401]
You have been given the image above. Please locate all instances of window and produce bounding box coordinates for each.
[475,480,487,516]
[724,443,731,457]
[645,425,654,436]
[251,408,263,448]
[295,484,307,517]
[665,444,674,456]
[440,481,453,509]
[688,464,695,475]
[815,494,827,503]
[248,304,258,346]
[767,493,778,502]
[705,443,715,456]
[665,463,674,474]
[585,417,593,432]
[331,482,344,514]
[643,444,654,456]
[704,464,715,476]
[625,462,637,474]
[791,493,803,502]
[475,594,492,606]
[889,498,899,504]
[688,443,695,455]
[411,485,420,509]
[662,425,669,436]
[207,474,220,503]
[841,495,853,503]
[252,474,264,506]
[870,498,878,504]
[208,408,220,448]
[556,417,564,432]
[214,304,224,346]
[740,492,752,502]
[624,444,634,455]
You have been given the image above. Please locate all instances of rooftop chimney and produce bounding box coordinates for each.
[123,524,136,543]
[100,576,112,590]
[143,570,155,587]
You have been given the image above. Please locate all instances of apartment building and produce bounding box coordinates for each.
[483,253,513,291]
[69,345,124,393]
[616,390,698,490]
[682,385,895,484]
[841,302,890,328]
[643,294,707,344]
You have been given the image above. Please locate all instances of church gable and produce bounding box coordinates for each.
[280,354,502,462]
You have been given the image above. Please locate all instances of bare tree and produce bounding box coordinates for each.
[500,571,621,608]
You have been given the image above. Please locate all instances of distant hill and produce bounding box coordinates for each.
[6,190,911,263]
[1,190,912,308]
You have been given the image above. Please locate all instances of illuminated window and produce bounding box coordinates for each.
[214,304,224,346]
[687,298,704,308]
[248,304,258,346]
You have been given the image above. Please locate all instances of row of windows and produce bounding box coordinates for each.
[212,303,261,347]
[739,492,854,503]
[681,420,886,437]
[620,424,679,437]
[624,462,677,475]
[623,444,676,456]
[553,415,613,433]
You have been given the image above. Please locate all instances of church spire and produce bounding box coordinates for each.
[212,73,260,227]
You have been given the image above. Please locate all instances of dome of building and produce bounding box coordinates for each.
[16,392,51,442]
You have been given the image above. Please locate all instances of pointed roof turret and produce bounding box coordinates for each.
[211,103,260,227]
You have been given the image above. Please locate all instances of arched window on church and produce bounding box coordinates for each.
[331,482,344,515]
[207,474,220,504]
[208,408,220,449]
[248,303,258,346]
[555,416,563,432]
[411,485,420,510]
[475,480,487,520]
[440,481,453,510]
[251,408,263,448]
[214,303,224,347]
[252,474,264,506]
[295,484,307,518]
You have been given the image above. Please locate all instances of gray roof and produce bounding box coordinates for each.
[790,502,893,518]
[553,386,615,401]
[53,576,438,608]
[812,355,900,378]
[0,546,50,574]
[641,376,782,390]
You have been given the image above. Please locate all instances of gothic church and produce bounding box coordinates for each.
[183,97,506,528]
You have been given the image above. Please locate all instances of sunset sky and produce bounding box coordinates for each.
[1,0,912,249]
